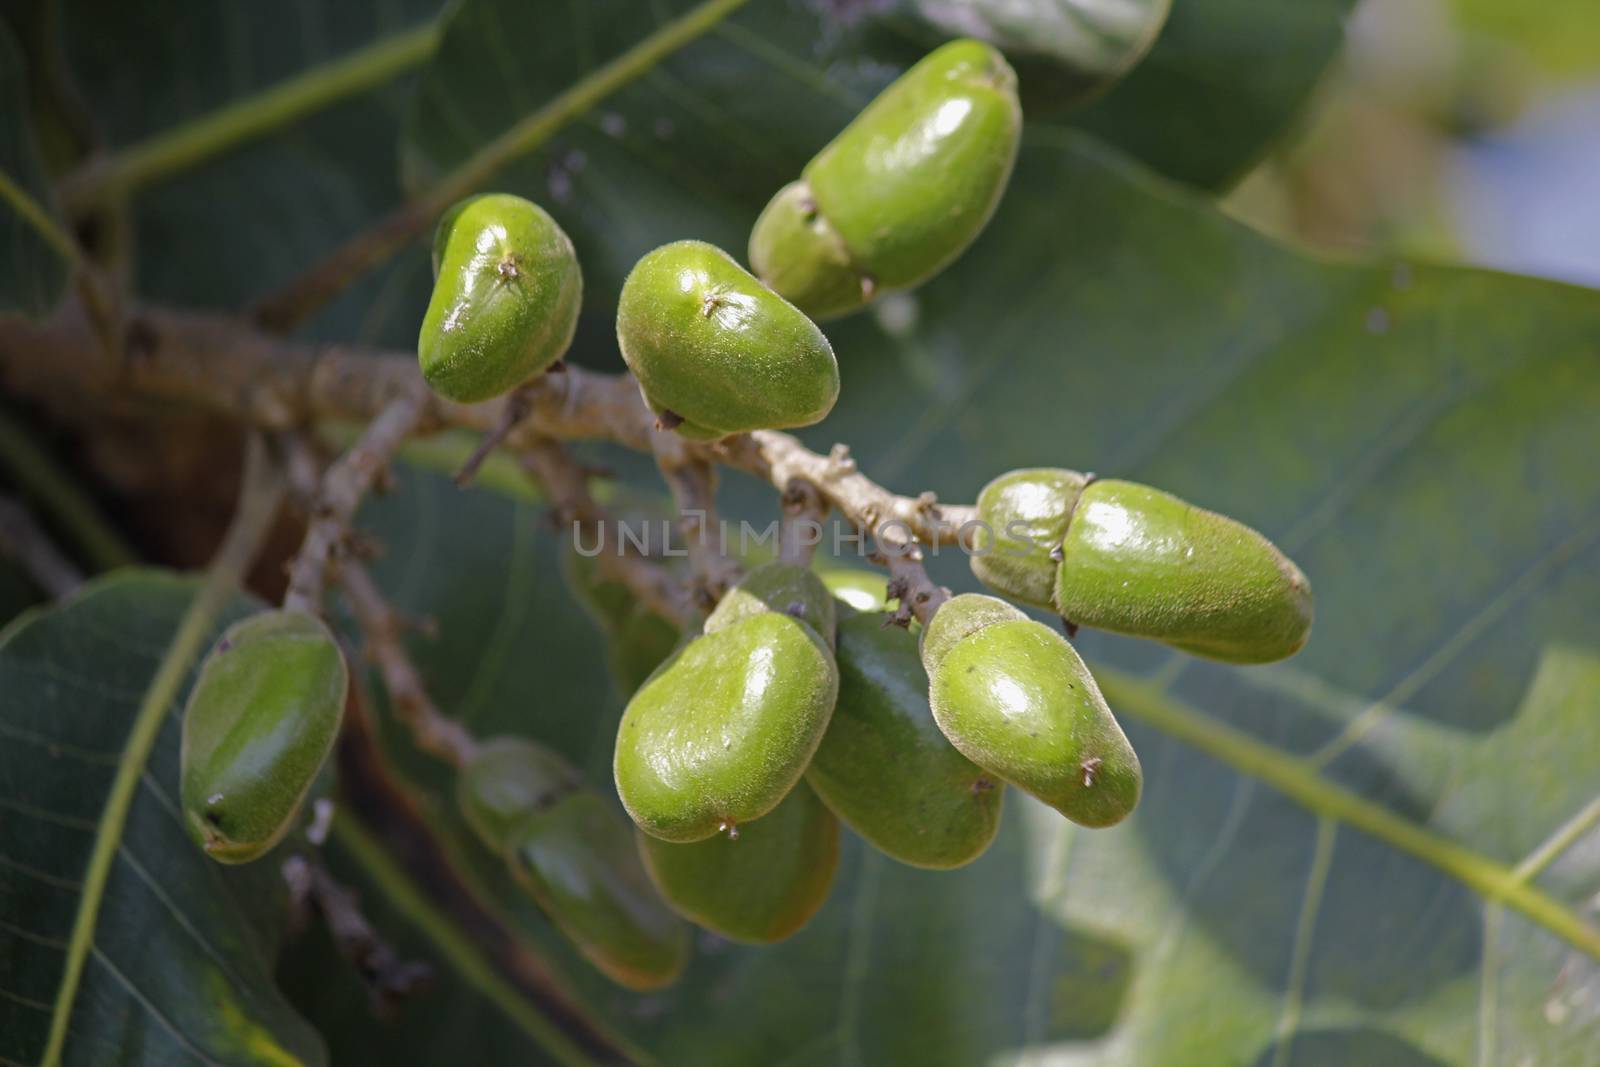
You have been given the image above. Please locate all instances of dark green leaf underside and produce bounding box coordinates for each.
[0,571,326,1067]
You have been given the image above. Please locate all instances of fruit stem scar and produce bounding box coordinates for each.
[1081,758,1102,787]
[496,255,522,282]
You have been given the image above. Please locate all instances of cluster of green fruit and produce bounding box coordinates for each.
[416,39,1023,438]
[174,33,1312,994]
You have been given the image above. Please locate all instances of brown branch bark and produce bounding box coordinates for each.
[339,561,482,768]
[282,389,427,615]
[282,853,434,1018]
[519,436,692,627]
[0,299,978,624]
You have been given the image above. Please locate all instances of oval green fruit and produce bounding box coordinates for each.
[616,240,839,439]
[808,613,1002,868]
[418,193,582,403]
[615,612,838,843]
[916,0,1171,110]
[749,39,1022,319]
[705,560,837,650]
[746,180,871,321]
[970,466,1088,608]
[507,791,690,990]
[456,736,583,852]
[638,782,839,944]
[922,594,1140,828]
[180,610,347,864]
[816,566,893,613]
[1053,479,1313,663]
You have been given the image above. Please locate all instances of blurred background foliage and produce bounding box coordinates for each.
[1227,0,1600,286]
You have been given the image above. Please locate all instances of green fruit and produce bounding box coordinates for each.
[507,791,691,990]
[749,39,1022,319]
[180,611,347,864]
[922,594,1139,828]
[745,181,867,321]
[815,566,893,613]
[616,240,839,439]
[970,467,1089,608]
[808,614,1002,868]
[915,0,1171,110]
[456,736,582,852]
[638,782,839,944]
[705,560,837,650]
[615,612,838,842]
[418,193,582,403]
[1053,479,1313,663]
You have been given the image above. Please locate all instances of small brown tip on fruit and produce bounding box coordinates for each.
[1061,617,1079,639]
[1081,757,1102,788]
[718,819,740,841]
[656,409,685,431]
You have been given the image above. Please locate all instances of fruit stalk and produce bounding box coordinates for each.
[340,560,482,768]
[281,389,428,615]
[651,430,742,606]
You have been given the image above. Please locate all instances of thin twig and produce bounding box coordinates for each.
[453,381,536,486]
[652,429,741,607]
[339,561,482,768]
[280,433,480,767]
[283,853,433,1018]
[0,493,85,597]
[777,477,829,566]
[282,389,427,615]
[520,436,692,627]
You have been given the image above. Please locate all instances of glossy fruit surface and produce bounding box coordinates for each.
[916,0,1172,108]
[746,180,868,321]
[456,736,582,852]
[507,790,690,990]
[180,611,346,863]
[750,38,1021,319]
[970,466,1088,608]
[922,594,1140,827]
[815,566,893,613]
[616,240,839,439]
[705,561,837,649]
[1053,479,1313,663]
[418,193,581,403]
[808,614,1002,868]
[638,782,839,944]
[615,612,838,842]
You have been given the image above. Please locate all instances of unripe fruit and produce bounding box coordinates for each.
[181,611,347,864]
[815,566,893,613]
[922,594,1140,828]
[638,782,839,944]
[808,613,1002,868]
[916,0,1171,110]
[418,193,582,403]
[615,611,838,843]
[1054,480,1313,664]
[705,560,836,650]
[749,39,1022,319]
[970,467,1089,609]
[616,240,839,439]
[507,791,690,990]
[456,736,582,852]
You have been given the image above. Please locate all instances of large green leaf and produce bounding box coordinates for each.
[0,571,326,1066]
[322,140,1600,1067]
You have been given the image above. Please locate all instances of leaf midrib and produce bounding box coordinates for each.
[1096,669,1600,961]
